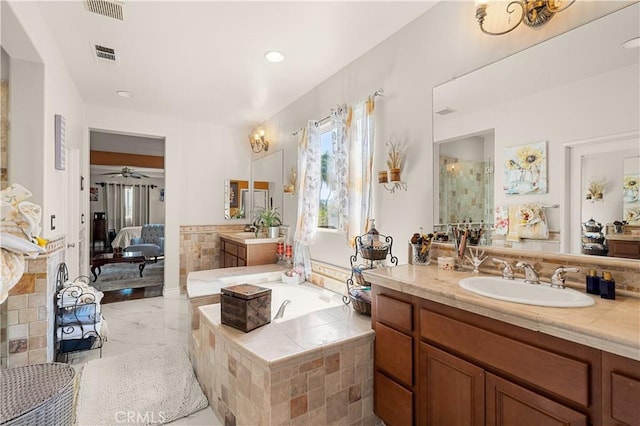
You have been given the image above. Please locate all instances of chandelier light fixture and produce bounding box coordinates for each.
[249,127,269,153]
[475,0,575,36]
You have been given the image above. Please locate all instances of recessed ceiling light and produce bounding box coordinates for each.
[264,51,285,63]
[116,90,135,98]
[620,37,640,49]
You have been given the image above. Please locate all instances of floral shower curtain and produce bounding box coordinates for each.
[336,97,375,246]
[293,96,375,276]
[293,124,322,276]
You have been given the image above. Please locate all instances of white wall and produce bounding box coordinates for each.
[85,105,249,297]
[263,1,634,268]
[581,152,634,226]
[4,1,87,242]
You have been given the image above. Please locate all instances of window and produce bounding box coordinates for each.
[124,186,133,226]
[318,125,339,229]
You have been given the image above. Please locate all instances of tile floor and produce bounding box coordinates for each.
[71,296,220,425]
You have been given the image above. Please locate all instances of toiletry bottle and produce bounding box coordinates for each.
[599,271,616,300]
[586,269,600,295]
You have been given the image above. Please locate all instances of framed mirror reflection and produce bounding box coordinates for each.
[432,3,639,259]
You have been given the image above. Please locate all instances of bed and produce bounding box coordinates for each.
[111,226,142,249]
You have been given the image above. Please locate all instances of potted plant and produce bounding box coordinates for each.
[386,139,402,182]
[253,206,282,238]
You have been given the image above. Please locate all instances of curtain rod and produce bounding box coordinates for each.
[94,182,158,189]
[291,88,384,136]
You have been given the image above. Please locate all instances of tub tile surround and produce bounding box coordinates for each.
[193,303,375,425]
[179,224,247,294]
[2,238,65,368]
[363,263,640,361]
[187,265,378,424]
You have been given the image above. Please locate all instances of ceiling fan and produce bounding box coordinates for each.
[101,166,149,179]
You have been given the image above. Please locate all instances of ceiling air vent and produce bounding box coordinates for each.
[84,0,124,21]
[93,44,118,63]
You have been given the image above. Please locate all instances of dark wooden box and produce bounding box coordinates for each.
[221,284,272,332]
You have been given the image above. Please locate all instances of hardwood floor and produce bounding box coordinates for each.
[101,287,161,304]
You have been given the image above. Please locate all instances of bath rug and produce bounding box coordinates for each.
[76,344,208,425]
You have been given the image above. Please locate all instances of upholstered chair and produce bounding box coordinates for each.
[124,224,164,261]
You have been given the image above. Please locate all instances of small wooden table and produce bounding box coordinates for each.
[90,252,146,282]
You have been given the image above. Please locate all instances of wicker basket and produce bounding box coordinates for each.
[348,287,372,316]
[0,363,76,426]
[360,246,389,260]
[349,295,371,315]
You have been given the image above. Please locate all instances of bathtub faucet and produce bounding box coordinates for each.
[274,299,292,320]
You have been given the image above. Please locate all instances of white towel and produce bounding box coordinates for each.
[516,203,549,239]
[57,317,106,340]
[57,285,104,308]
[0,184,46,303]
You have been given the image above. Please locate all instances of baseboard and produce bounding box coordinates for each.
[163,287,182,299]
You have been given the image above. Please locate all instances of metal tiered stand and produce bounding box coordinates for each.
[55,263,105,362]
[344,232,398,315]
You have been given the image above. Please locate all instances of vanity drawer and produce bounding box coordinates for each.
[420,309,590,407]
[375,322,413,387]
[375,294,412,334]
[223,240,238,256]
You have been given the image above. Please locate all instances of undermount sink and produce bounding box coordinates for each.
[458,276,595,308]
[232,232,259,239]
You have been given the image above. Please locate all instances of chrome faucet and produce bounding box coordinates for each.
[550,267,580,289]
[273,299,291,320]
[516,262,540,284]
[492,258,514,280]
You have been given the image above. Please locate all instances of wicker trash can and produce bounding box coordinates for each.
[0,363,76,426]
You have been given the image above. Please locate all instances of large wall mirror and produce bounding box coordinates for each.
[224,179,249,219]
[433,3,639,259]
[251,149,284,220]
[224,150,284,221]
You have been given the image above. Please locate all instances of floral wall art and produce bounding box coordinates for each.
[623,172,639,224]
[503,141,547,195]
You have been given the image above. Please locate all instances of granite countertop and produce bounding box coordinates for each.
[220,231,283,245]
[362,264,640,361]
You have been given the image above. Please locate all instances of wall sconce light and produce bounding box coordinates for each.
[249,128,269,153]
[586,177,605,202]
[475,0,575,36]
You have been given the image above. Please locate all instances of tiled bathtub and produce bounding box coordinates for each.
[187,267,376,425]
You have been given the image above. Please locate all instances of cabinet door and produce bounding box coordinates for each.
[224,252,238,268]
[602,352,640,426]
[375,322,413,387]
[419,343,484,426]
[486,373,587,426]
[375,371,413,426]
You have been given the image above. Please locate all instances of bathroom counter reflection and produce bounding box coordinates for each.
[432,4,640,259]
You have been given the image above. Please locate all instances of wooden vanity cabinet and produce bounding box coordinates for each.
[371,289,415,426]
[371,285,613,426]
[602,352,640,426]
[607,239,640,259]
[219,237,278,268]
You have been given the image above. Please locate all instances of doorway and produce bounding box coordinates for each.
[89,130,166,303]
